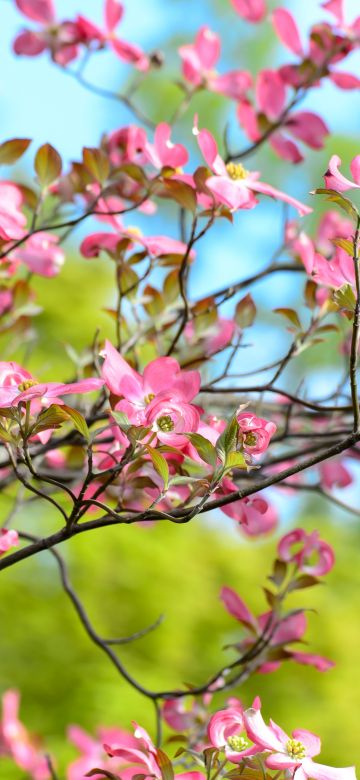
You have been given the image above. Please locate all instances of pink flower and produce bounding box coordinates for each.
[76,0,149,71]
[144,123,188,170]
[312,246,355,290]
[101,341,200,425]
[10,232,65,276]
[184,317,236,356]
[244,707,356,780]
[193,119,311,215]
[0,690,50,779]
[272,8,304,57]
[144,391,200,446]
[104,723,161,779]
[236,412,276,456]
[317,210,354,255]
[81,227,192,262]
[207,706,261,761]
[179,27,252,100]
[291,652,335,672]
[0,360,103,408]
[319,457,353,489]
[14,1,81,64]
[278,528,335,576]
[0,182,27,241]
[0,288,13,315]
[0,528,19,555]
[67,724,140,780]
[324,154,360,192]
[230,0,267,24]
[220,480,278,536]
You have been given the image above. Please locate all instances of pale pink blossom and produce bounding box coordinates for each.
[0,360,103,408]
[244,707,356,780]
[207,705,261,761]
[101,341,200,426]
[76,0,149,71]
[0,182,27,241]
[81,228,191,261]
[324,154,360,192]
[67,724,140,780]
[104,722,161,779]
[144,123,188,170]
[0,690,50,779]
[10,232,65,277]
[0,528,19,555]
[193,119,311,215]
[179,27,252,100]
[278,528,335,576]
[230,0,266,24]
[316,210,353,255]
[236,412,276,456]
[319,457,352,489]
[14,0,80,64]
[184,317,236,356]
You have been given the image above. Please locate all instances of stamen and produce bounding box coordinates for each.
[226,162,248,181]
[286,738,306,760]
[156,414,174,432]
[227,735,249,752]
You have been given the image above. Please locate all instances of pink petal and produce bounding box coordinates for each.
[244,709,285,751]
[230,0,267,23]
[291,651,335,672]
[324,155,360,192]
[350,155,360,185]
[143,357,181,395]
[321,0,345,25]
[302,758,356,780]
[293,730,321,758]
[15,0,55,23]
[286,111,329,150]
[105,0,124,31]
[47,378,104,397]
[330,72,360,90]
[237,99,261,142]
[266,754,298,770]
[249,180,312,216]
[13,30,47,56]
[207,176,257,210]
[101,340,142,398]
[193,122,227,174]
[256,69,286,120]
[272,8,304,57]
[195,26,220,69]
[220,586,257,628]
[270,132,303,164]
[152,122,188,168]
[0,529,19,554]
[111,38,149,71]
[209,70,252,100]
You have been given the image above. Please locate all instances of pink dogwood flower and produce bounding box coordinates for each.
[278,528,335,576]
[179,27,252,100]
[193,119,311,215]
[0,182,27,241]
[0,690,50,779]
[324,154,360,192]
[144,391,200,446]
[81,227,192,262]
[101,341,200,426]
[244,707,356,780]
[0,360,103,408]
[67,724,141,780]
[237,412,277,456]
[220,480,278,536]
[207,705,262,761]
[14,0,81,64]
[104,722,161,779]
[144,123,188,170]
[230,0,267,24]
[184,317,236,356]
[0,528,19,555]
[10,232,65,277]
[76,0,149,71]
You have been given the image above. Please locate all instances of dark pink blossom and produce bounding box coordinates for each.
[278,528,335,576]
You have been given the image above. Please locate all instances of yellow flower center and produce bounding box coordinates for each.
[157,415,174,432]
[144,393,155,404]
[227,735,249,752]
[286,739,306,760]
[226,162,248,181]
[244,432,257,447]
[17,380,38,392]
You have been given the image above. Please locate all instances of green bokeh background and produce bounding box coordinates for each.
[1,0,360,775]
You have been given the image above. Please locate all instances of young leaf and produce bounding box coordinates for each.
[0,138,31,165]
[186,432,217,468]
[274,308,301,329]
[313,188,358,221]
[156,749,174,780]
[145,445,169,490]
[224,451,247,471]
[35,143,62,187]
[216,415,239,464]
[61,405,90,441]
[235,293,256,328]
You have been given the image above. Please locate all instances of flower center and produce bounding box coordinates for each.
[157,414,174,432]
[226,162,248,181]
[286,739,306,760]
[17,380,38,392]
[227,735,249,752]
[244,432,257,447]
[144,393,155,404]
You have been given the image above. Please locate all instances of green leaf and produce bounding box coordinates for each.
[0,138,31,165]
[156,749,174,780]
[83,147,110,184]
[288,575,321,592]
[158,179,197,213]
[235,293,256,328]
[85,771,121,780]
[269,558,288,587]
[35,143,62,187]
[313,188,359,221]
[224,451,247,471]
[333,284,356,320]
[61,405,90,441]
[186,432,217,468]
[0,423,13,443]
[145,445,169,490]
[274,308,301,329]
[332,238,354,256]
[216,415,239,464]
[112,410,132,432]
